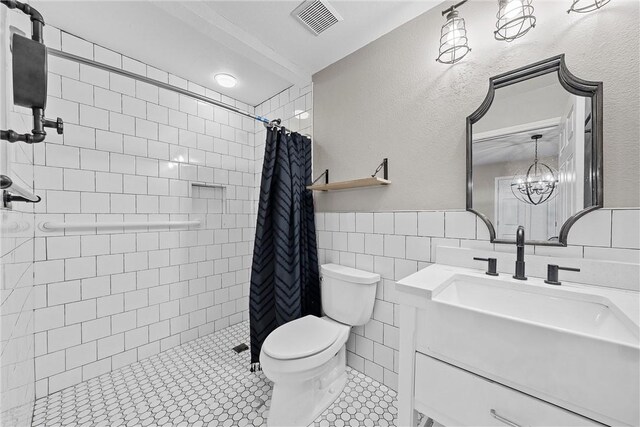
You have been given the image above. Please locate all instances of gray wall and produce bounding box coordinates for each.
[312,0,639,212]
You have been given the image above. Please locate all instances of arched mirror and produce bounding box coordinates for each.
[467,55,603,246]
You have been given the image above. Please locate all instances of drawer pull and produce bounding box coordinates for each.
[490,409,522,427]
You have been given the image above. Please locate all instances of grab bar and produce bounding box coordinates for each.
[1,174,41,205]
[38,220,201,232]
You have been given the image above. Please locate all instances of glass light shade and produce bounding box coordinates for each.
[214,73,237,88]
[567,0,611,13]
[495,0,536,42]
[436,10,471,64]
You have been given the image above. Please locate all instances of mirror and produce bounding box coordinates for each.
[467,55,603,246]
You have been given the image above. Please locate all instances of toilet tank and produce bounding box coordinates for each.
[321,264,380,326]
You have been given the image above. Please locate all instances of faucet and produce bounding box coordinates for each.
[513,225,527,280]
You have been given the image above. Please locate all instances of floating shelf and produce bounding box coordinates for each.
[307,176,391,191]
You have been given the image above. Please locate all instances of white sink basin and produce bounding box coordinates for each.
[435,276,639,347]
[408,270,640,426]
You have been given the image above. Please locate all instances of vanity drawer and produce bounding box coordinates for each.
[414,353,602,427]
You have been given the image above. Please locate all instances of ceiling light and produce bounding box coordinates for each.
[436,1,471,65]
[567,0,611,13]
[214,73,237,88]
[494,0,536,42]
[510,134,558,205]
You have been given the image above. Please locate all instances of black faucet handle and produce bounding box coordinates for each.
[544,264,581,286]
[473,257,498,276]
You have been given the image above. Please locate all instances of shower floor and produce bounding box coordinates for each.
[32,321,397,427]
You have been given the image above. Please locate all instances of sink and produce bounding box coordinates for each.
[434,275,639,346]
[411,271,640,426]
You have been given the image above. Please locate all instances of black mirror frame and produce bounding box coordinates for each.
[466,54,603,247]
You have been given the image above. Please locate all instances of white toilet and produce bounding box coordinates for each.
[260,263,380,427]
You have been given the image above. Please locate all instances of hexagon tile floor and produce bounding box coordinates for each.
[31,321,398,426]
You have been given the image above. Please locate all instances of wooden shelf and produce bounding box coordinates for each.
[307,177,391,191]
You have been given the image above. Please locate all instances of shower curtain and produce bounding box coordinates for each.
[249,126,321,370]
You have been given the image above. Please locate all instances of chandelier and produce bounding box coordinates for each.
[511,134,558,205]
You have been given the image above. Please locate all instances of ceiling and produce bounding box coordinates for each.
[31,0,441,106]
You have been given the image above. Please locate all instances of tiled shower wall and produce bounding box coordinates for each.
[0,9,35,425]
[254,85,313,201]
[31,27,257,398]
[315,208,640,391]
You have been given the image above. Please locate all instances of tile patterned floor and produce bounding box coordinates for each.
[32,321,397,426]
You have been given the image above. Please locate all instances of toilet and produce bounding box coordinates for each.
[260,263,380,427]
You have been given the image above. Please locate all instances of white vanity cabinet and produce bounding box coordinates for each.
[414,354,600,427]
[396,260,640,427]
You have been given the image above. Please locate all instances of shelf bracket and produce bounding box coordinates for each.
[311,169,329,186]
[371,158,388,180]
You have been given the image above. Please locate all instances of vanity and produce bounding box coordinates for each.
[395,247,640,427]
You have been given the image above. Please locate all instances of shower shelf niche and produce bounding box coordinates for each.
[307,158,390,191]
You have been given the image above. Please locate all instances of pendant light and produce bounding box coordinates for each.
[567,0,611,13]
[510,134,558,205]
[436,0,471,64]
[494,0,536,42]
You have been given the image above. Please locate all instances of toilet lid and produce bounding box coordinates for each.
[262,316,342,360]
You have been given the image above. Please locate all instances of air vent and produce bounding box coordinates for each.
[292,0,343,36]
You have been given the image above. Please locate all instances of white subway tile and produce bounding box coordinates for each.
[63,169,95,192]
[110,73,135,96]
[82,317,110,342]
[35,351,65,380]
[81,276,110,299]
[46,144,79,168]
[567,209,611,247]
[48,324,81,352]
[47,280,80,305]
[612,210,640,249]
[80,64,109,89]
[383,235,405,258]
[79,105,109,130]
[94,87,121,112]
[109,112,135,135]
[418,211,445,237]
[122,96,146,119]
[95,172,123,193]
[65,257,96,281]
[47,236,81,260]
[374,213,394,234]
[406,236,430,262]
[82,358,111,381]
[65,341,97,369]
[96,130,123,153]
[445,211,476,239]
[61,77,93,105]
[394,212,417,235]
[136,81,159,103]
[97,334,124,359]
[81,192,110,213]
[65,299,96,324]
[80,148,110,171]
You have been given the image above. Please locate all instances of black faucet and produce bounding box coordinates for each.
[513,225,527,280]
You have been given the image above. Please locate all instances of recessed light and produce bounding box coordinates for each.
[214,73,237,88]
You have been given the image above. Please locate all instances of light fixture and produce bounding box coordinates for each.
[567,0,611,13]
[436,0,471,64]
[214,73,237,88]
[510,134,558,205]
[494,0,536,42]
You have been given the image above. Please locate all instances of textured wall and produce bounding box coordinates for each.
[312,0,639,211]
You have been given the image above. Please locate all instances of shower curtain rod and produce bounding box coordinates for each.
[47,48,280,128]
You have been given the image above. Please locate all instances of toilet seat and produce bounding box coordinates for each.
[262,315,342,360]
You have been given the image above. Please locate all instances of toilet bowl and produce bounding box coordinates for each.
[260,264,380,427]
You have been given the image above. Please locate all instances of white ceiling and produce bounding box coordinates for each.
[31,0,441,106]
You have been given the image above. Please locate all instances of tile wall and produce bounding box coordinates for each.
[0,9,36,425]
[31,27,258,397]
[315,208,640,390]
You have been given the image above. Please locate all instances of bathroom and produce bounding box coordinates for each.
[0,0,638,426]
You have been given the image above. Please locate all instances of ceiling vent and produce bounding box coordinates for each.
[292,0,343,36]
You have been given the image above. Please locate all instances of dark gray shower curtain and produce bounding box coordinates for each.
[249,127,320,369]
